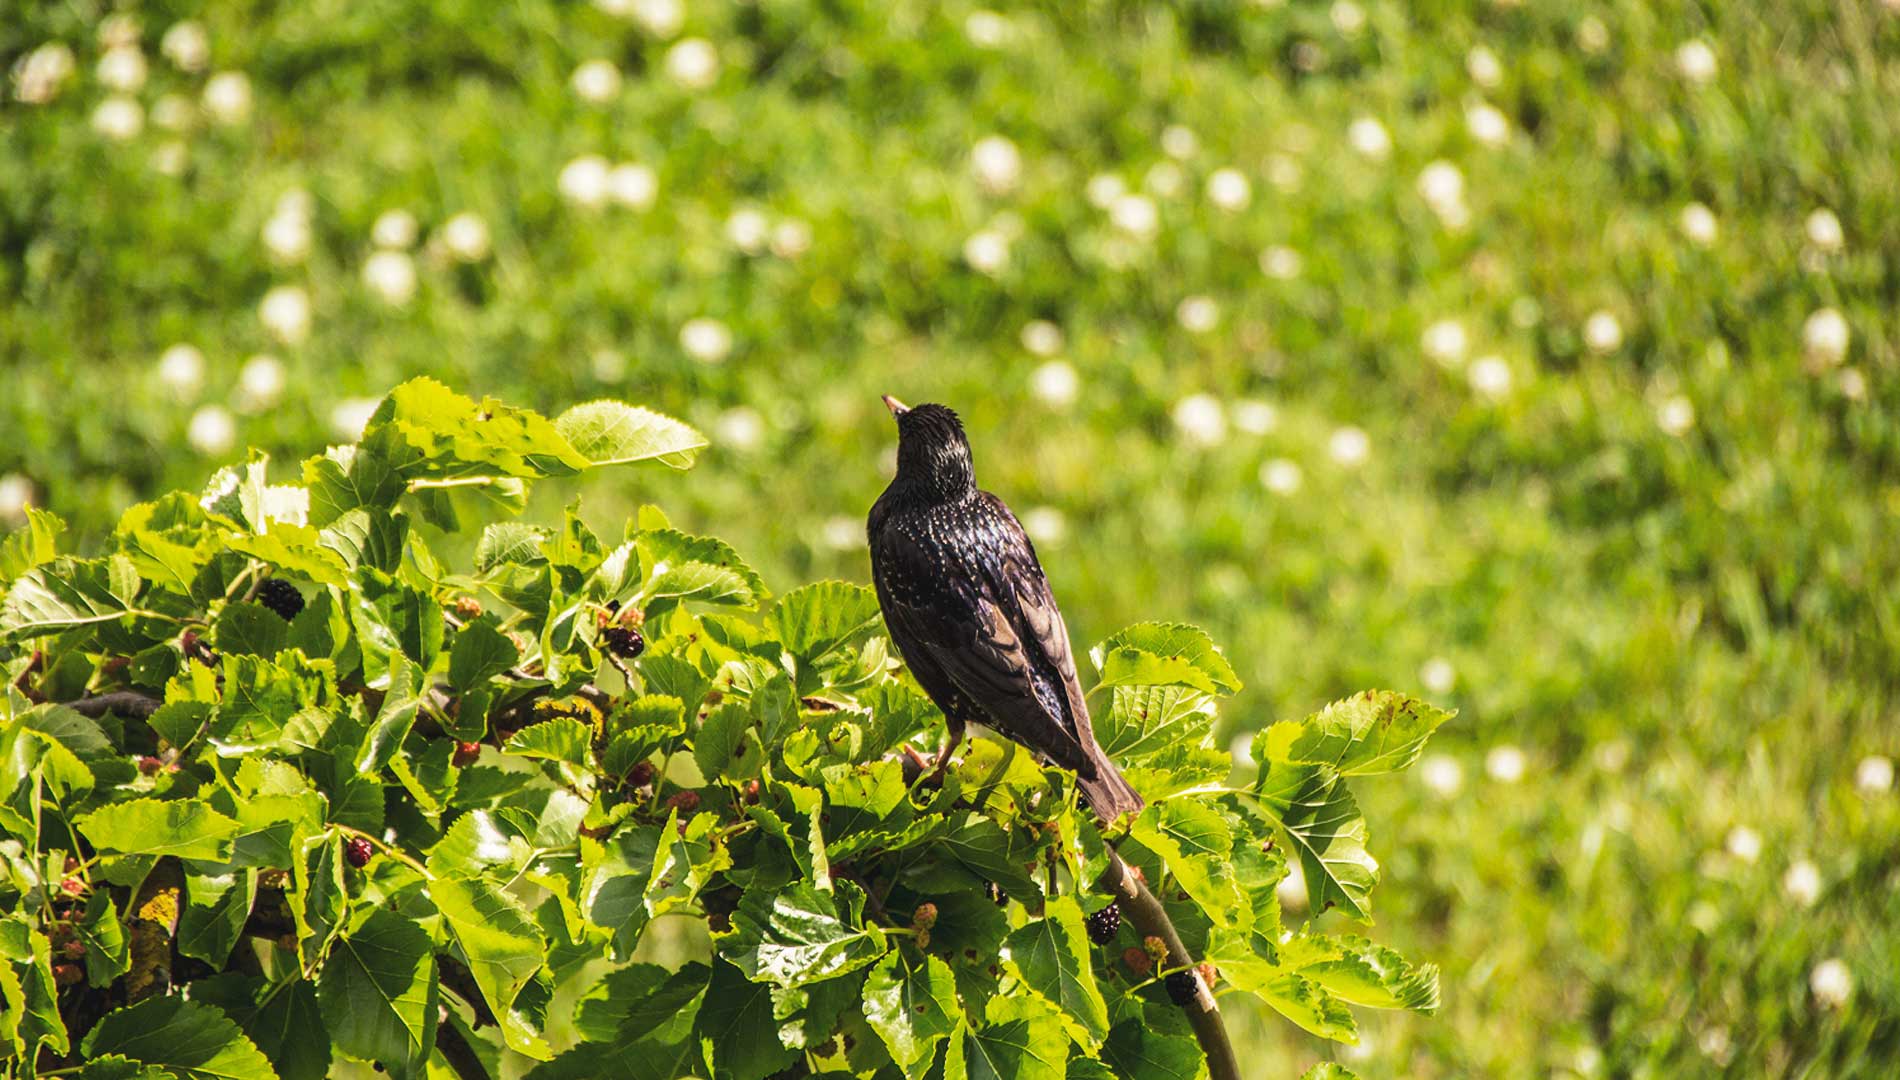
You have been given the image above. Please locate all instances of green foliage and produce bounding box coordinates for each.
[0,385,1437,1077]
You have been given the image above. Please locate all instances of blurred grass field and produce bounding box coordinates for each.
[5,1,1900,1075]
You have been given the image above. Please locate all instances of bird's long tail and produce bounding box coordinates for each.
[1078,745,1145,822]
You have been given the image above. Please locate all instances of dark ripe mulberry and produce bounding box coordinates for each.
[452,741,481,767]
[663,790,700,815]
[1165,969,1199,1006]
[60,938,85,961]
[602,625,645,659]
[344,837,374,869]
[256,578,306,621]
[137,755,165,776]
[1086,902,1121,945]
[52,962,83,988]
[742,779,761,805]
[627,760,656,787]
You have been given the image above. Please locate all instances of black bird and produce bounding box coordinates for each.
[867,397,1144,822]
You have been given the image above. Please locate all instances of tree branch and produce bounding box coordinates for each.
[1096,846,1239,1080]
[434,1013,490,1080]
[66,690,161,720]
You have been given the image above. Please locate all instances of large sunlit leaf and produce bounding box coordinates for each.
[80,997,278,1080]
[317,909,438,1069]
[862,948,960,1078]
[77,799,240,862]
[553,401,707,469]
[1088,622,1241,695]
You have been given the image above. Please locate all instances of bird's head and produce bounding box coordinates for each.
[883,396,975,501]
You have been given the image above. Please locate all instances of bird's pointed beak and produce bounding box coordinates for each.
[882,395,910,418]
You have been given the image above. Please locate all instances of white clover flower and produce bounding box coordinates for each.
[1260,458,1303,495]
[151,94,194,131]
[570,59,622,104]
[1085,173,1126,209]
[1467,102,1510,146]
[1231,399,1278,435]
[725,207,770,253]
[1805,208,1844,253]
[1783,860,1822,908]
[441,212,490,261]
[558,155,613,209]
[1020,320,1064,357]
[1657,395,1696,437]
[99,14,141,49]
[1420,657,1457,695]
[329,398,379,441]
[1418,160,1465,212]
[962,230,1010,276]
[769,219,811,259]
[1583,309,1623,353]
[1469,356,1513,399]
[187,405,237,456]
[1679,202,1719,247]
[714,406,765,452]
[1176,295,1220,334]
[1839,368,1867,401]
[1857,754,1894,795]
[1109,193,1158,238]
[1810,959,1853,1009]
[1419,753,1463,798]
[1486,744,1527,784]
[362,250,417,306]
[1347,116,1391,159]
[0,474,34,527]
[158,343,206,397]
[92,97,144,140]
[1021,506,1068,545]
[1329,425,1370,467]
[1802,308,1849,367]
[965,10,1012,47]
[203,71,253,125]
[1466,45,1503,88]
[1206,168,1252,212]
[1172,394,1227,446]
[1265,153,1302,192]
[1676,40,1718,83]
[371,209,418,250]
[161,21,210,72]
[632,0,684,38]
[610,162,659,210]
[1160,125,1199,160]
[1422,319,1469,366]
[1259,245,1302,280]
[1143,161,1185,198]
[259,285,312,345]
[586,349,624,382]
[664,38,720,90]
[262,210,312,265]
[235,354,286,412]
[679,317,732,364]
[1031,361,1079,410]
[1276,861,1308,913]
[971,135,1022,195]
[1725,826,1762,863]
[1577,17,1610,54]
[14,42,76,105]
[1329,0,1366,35]
[97,45,148,93]
[820,515,864,552]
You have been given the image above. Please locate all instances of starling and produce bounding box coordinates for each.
[867,397,1144,822]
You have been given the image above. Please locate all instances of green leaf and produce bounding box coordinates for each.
[177,867,257,968]
[80,997,278,1080]
[349,568,443,681]
[1099,1014,1204,1080]
[317,909,438,1069]
[316,510,408,575]
[0,506,64,581]
[475,522,550,572]
[1301,1065,1362,1080]
[227,524,352,586]
[74,1055,171,1079]
[554,400,707,469]
[583,825,659,959]
[432,876,550,1057]
[78,799,240,861]
[0,914,66,1059]
[506,716,594,768]
[355,652,424,773]
[693,700,756,783]
[573,962,709,1043]
[448,618,519,691]
[770,581,884,668]
[696,957,800,1080]
[75,892,131,986]
[1003,897,1109,1048]
[647,811,732,918]
[946,1013,1067,1080]
[214,652,330,755]
[1131,801,1247,929]
[1089,622,1241,695]
[361,377,592,480]
[1282,935,1439,1013]
[1,555,140,640]
[1252,764,1377,921]
[1257,691,1453,777]
[635,529,767,612]
[719,881,887,989]
[1096,684,1217,761]
[862,948,960,1078]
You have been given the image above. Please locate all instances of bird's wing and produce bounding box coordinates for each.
[870,499,1097,775]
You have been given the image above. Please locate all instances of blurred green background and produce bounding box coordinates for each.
[5,0,1898,1075]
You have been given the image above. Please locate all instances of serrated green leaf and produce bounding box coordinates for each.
[863,948,960,1078]
[1252,763,1377,921]
[177,866,257,968]
[696,957,799,1080]
[1259,690,1453,777]
[227,524,352,586]
[316,509,408,575]
[1099,1014,1203,1080]
[361,377,592,480]
[1003,897,1109,1048]
[448,618,518,691]
[505,716,594,768]
[475,522,551,573]
[1132,801,1247,929]
[80,997,278,1080]
[0,914,67,1059]
[0,506,64,581]
[573,962,709,1043]
[1283,934,1440,1013]
[78,799,239,861]
[693,700,755,782]
[719,881,887,988]
[432,876,550,1057]
[771,580,884,668]
[1,556,139,640]
[554,400,707,469]
[1089,622,1241,695]
[1097,684,1217,761]
[348,568,443,682]
[76,891,130,987]
[317,909,438,1069]
[635,529,766,612]
[946,1012,1067,1080]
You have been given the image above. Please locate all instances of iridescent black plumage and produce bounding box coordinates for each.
[867,399,1144,821]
